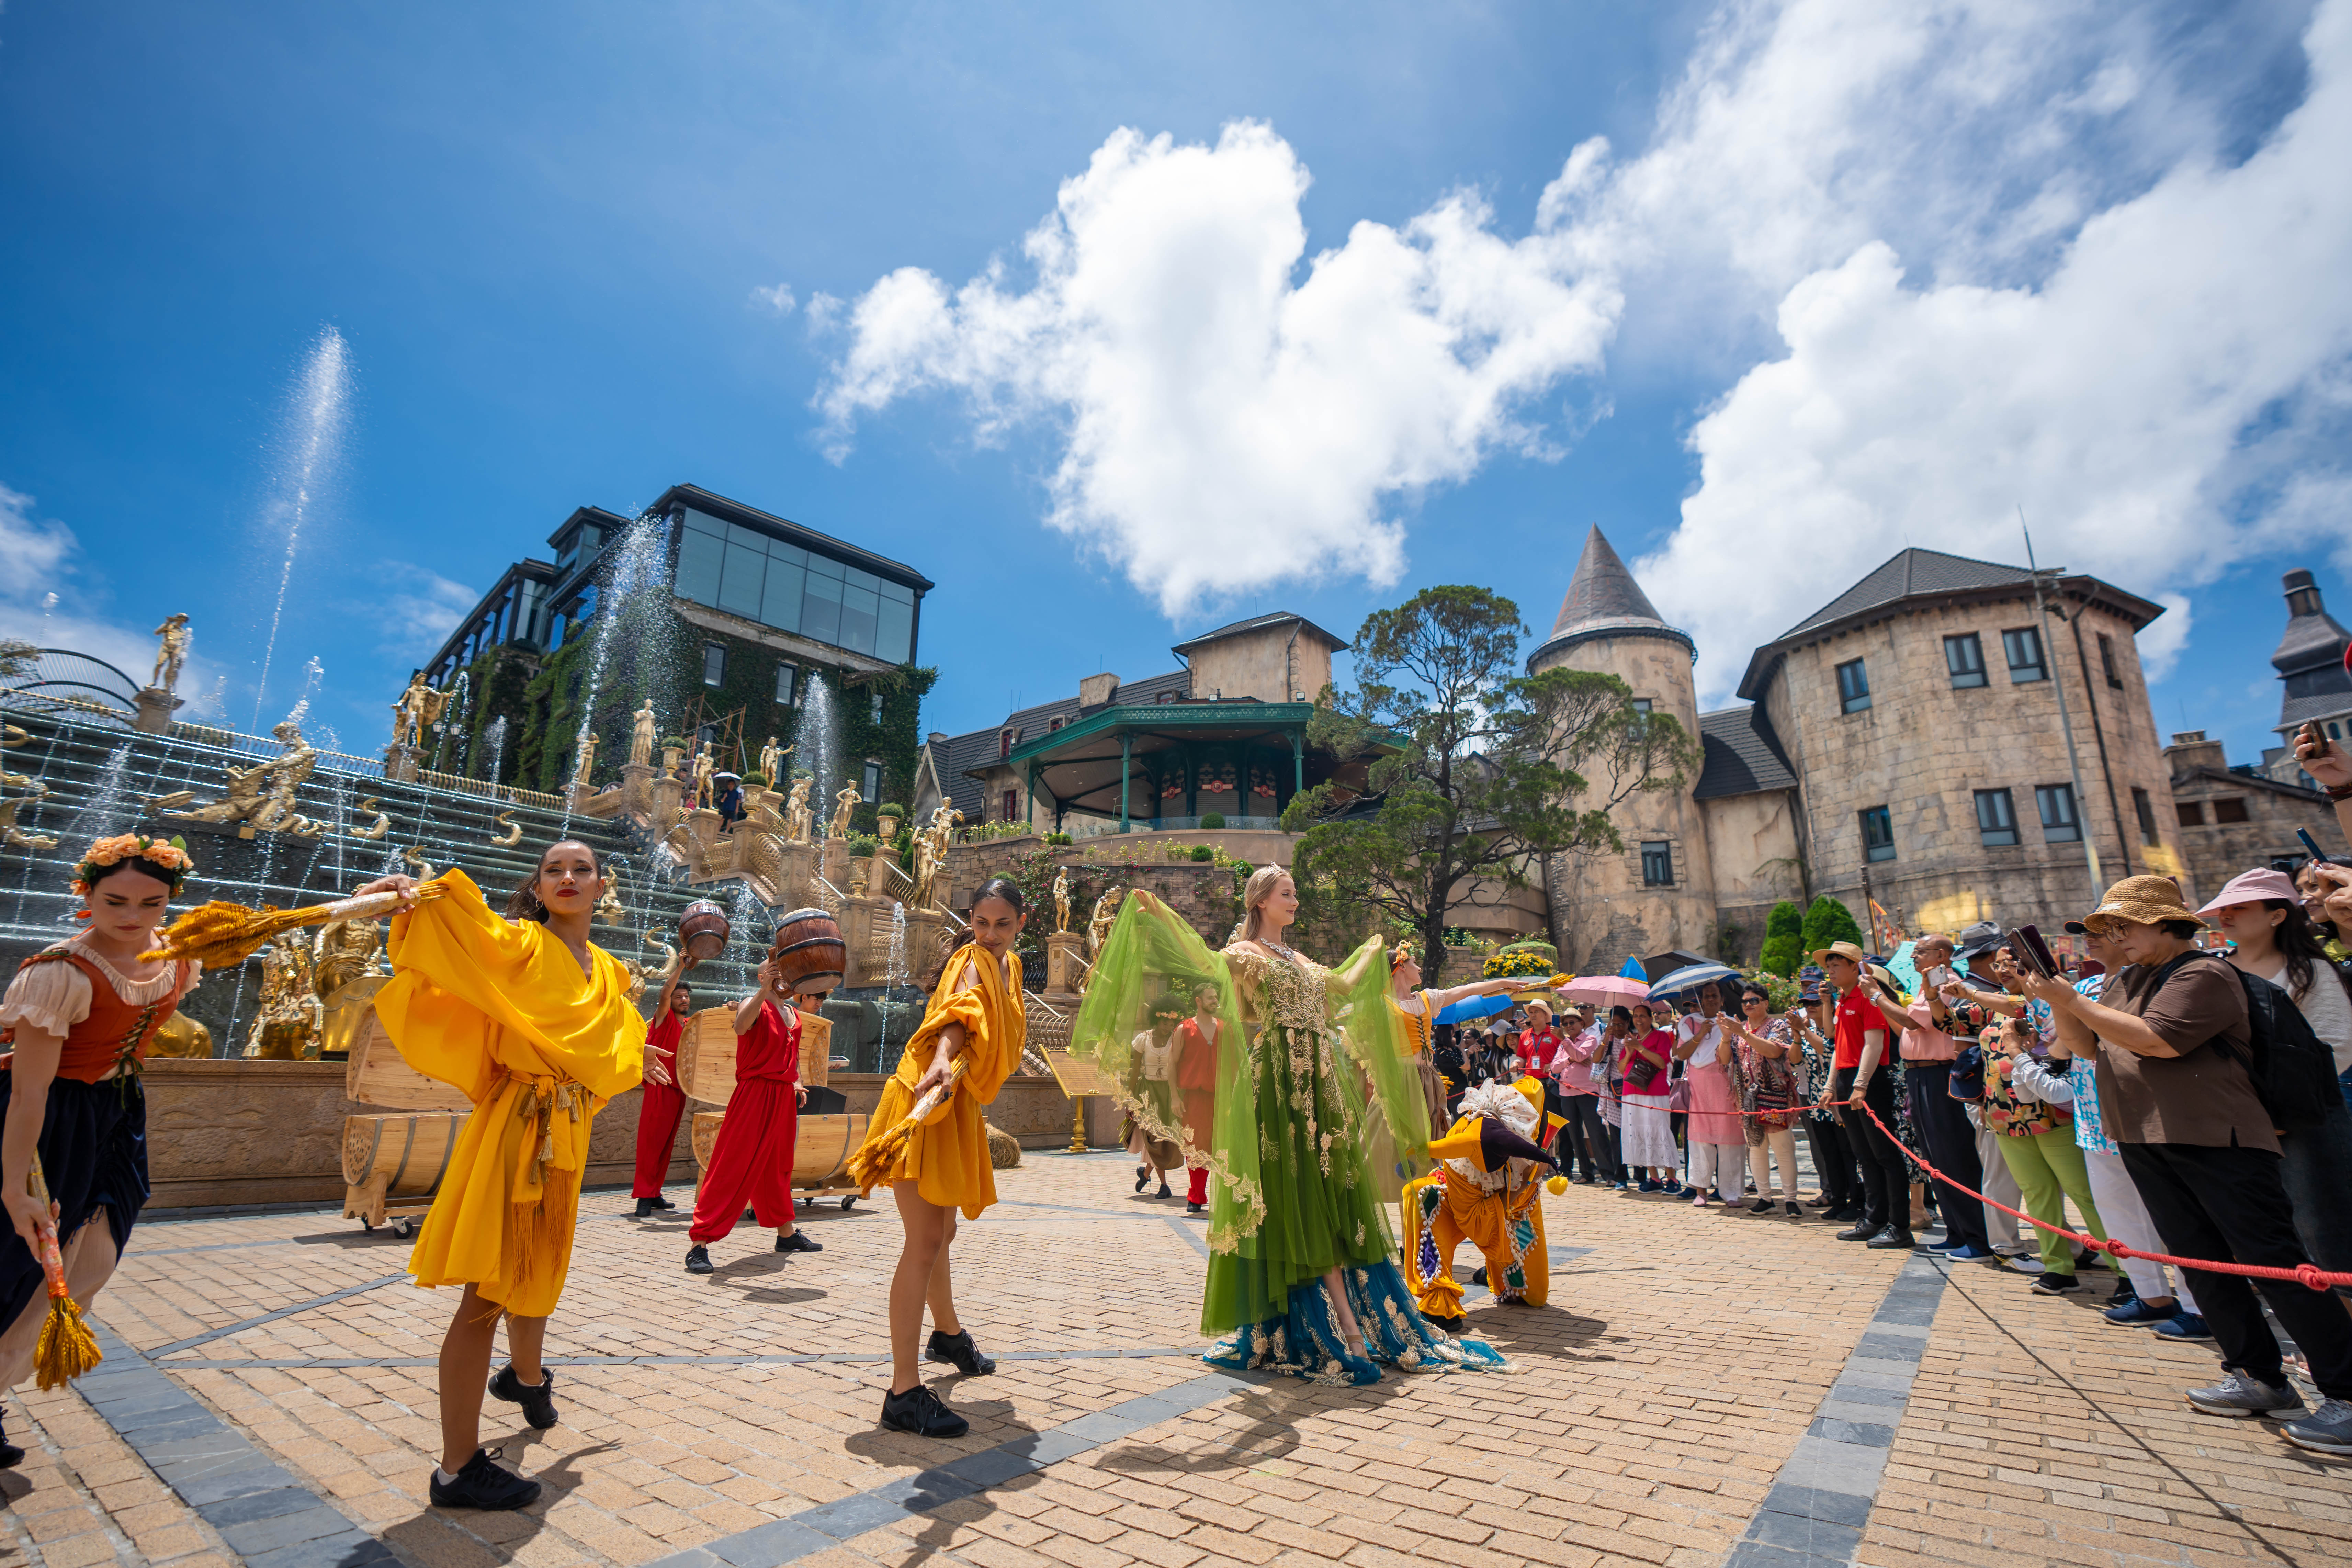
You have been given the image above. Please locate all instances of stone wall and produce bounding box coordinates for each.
[1183,624,1338,704]
[1761,590,2189,936]
[139,1060,1089,1211]
[2166,735,2340,903]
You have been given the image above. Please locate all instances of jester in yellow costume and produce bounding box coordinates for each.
[1402,1076,1565,1332]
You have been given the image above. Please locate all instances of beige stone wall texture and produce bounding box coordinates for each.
[1183,624,1336,703]
[2169,772,2340,904]
[1761,591,2189,936]
[143,1059,698,1210]
[1531,632,1722,968]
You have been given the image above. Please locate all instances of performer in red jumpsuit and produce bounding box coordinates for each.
[632,980,694,1219]
[685,957,820,1273]
[1172,983,1222,1215]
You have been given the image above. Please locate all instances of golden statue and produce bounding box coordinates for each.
[0,764,38,791]
[828,782,860,840]
[488,809,522,847]
[153,720,326,836]
[692,743,717,810]
[759,735,789,782]
[402,846,435,879]
[593,877,626,925]
[1085,888,1125,967]
[149,1011,211,1059]
[348,796,391,840]
[571,727,599,787]
[1,724,30,748]
[243,940,322,1059]
[1052,867,1072,933]
[630,699,659,768]
[149,612,192,695]
[0,796,57,852]
[910,803,961,910]
[391,672,450,749]
[784,776,814,842]
[312,917,384,1001]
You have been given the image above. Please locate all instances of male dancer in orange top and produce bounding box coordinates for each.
[684,957,818,1273]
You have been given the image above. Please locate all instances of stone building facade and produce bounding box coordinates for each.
[2164,730,2338,895]
[1535,531,2193,968]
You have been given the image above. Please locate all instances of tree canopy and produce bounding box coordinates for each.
[1280,585,1700,984]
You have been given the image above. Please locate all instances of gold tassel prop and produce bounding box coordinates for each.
[142,884,445,969]
[27,1158,102,1390]
[846,1057,970,1193]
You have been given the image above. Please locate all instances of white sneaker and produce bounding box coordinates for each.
[2186,1370,2306,1419]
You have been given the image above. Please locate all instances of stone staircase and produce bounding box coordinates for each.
[0,704,771,1053]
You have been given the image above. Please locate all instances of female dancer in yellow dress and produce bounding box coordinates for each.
[846,876,1027,1439]
[1077,867,1506,1384]
[1387,944,1519,1131]
[355,841,644,1510]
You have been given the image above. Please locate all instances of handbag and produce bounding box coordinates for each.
[1624,1055,1661,1094]
[1668,1077,1692,1112]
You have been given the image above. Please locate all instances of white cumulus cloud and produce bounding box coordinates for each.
[375,563,479,664]
[1635,0,2352,702]
[813,121,1620,616]
[751,282,798,315]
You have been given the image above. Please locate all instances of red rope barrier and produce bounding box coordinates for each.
[1530,1067,2352,1292]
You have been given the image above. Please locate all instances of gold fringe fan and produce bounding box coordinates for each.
[142,885,444,970]
[846,1058,970,1193]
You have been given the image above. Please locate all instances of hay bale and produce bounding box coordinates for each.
[985,1119,1022,1169]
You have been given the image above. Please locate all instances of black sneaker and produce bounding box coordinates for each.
[1783,1202,1803,1218]
[880,1384,969,1438]
[1836,1222,1881,1242]
[1471,1266,1489,1287]
[1866,1230,1916,1250]
[926,1328,996,1377]
[685,1244,714,1275]
[1186,1201,1204,1215]
[1156,1181,1173,1199]
[633,1197,659,1219]
[2032,1272,2080,1295]
[1135,1165,1150,1193]
[1748,1198,1773,1215]
[775,1230,822,1254]
[652,1194,676,1210]
[429,1447,541,1511]
[487,1365,558,1430]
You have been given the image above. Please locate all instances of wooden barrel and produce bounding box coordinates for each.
[681,1004,834,1103]
[344,1005,471,1111]
[679,899,731,961]
[768,906,845,993]
[690,1109,870,1187]
[341,1110,469,1227]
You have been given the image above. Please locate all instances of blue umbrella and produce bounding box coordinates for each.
[1617,957,1649,981]
[1434,992,1520,1026]
[1647,961,1741,1002]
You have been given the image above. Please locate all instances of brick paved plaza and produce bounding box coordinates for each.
[2,1152,2346,1568]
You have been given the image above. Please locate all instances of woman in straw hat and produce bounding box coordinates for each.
[2014,875,2352,1454]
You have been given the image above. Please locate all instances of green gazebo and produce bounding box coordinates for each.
[1006,699,1359,832]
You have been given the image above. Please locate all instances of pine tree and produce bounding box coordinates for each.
[1799,895,1864,957]
[1758,900,1805,977]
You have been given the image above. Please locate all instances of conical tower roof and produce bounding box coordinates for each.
[1527,526,1693,671]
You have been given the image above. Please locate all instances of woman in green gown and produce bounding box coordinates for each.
[1076,867,1506,1385]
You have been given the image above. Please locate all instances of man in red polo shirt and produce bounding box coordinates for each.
[1817,941,1913,1250]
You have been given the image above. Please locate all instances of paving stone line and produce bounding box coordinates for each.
[144,1271,416,1358]
[1725,1252,1950,1568]
[640,1365,1264,1568]
[76,1317,396,1568]
[153,1345,1209,1369]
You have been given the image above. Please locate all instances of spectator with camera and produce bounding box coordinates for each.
[2017,876,2352,1454]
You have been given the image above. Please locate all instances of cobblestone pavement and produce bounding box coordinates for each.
[2,1151,2347,1567]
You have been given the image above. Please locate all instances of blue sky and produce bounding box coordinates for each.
[2,1,2346,769]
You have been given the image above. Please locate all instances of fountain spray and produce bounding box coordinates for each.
[249,328,352,734]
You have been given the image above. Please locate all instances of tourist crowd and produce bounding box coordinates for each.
[1428,841,2352,1457]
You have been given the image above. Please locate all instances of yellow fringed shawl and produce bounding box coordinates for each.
[372,870,645,1317]
[847,943,1023,1217]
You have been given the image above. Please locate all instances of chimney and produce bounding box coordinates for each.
[2285,569,2325,619]
[2164,730,2226,780]
[1077,673,1120,708]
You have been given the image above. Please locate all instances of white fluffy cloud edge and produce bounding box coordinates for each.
[811,0,2352,702]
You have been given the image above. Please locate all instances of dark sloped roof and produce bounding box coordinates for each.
[1106,669,1193,708]
[1526,526,1693,671]
[1780,549,2034,640]
[927,727,997,819]
[1693,706,1799,799]
[1170,613,1348,659]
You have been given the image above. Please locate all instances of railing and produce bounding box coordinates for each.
[169,721,385,776]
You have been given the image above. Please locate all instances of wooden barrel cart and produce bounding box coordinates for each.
[681,1003,870,1210]
[339,1005,472,1237]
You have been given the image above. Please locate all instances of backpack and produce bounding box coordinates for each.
[2155,952,2345,1133]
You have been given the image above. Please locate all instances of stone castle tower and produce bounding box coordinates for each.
[1527,526,1723,968]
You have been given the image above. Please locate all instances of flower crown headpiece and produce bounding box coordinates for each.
[71,833,195,898]
[1389,940,1419,971]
